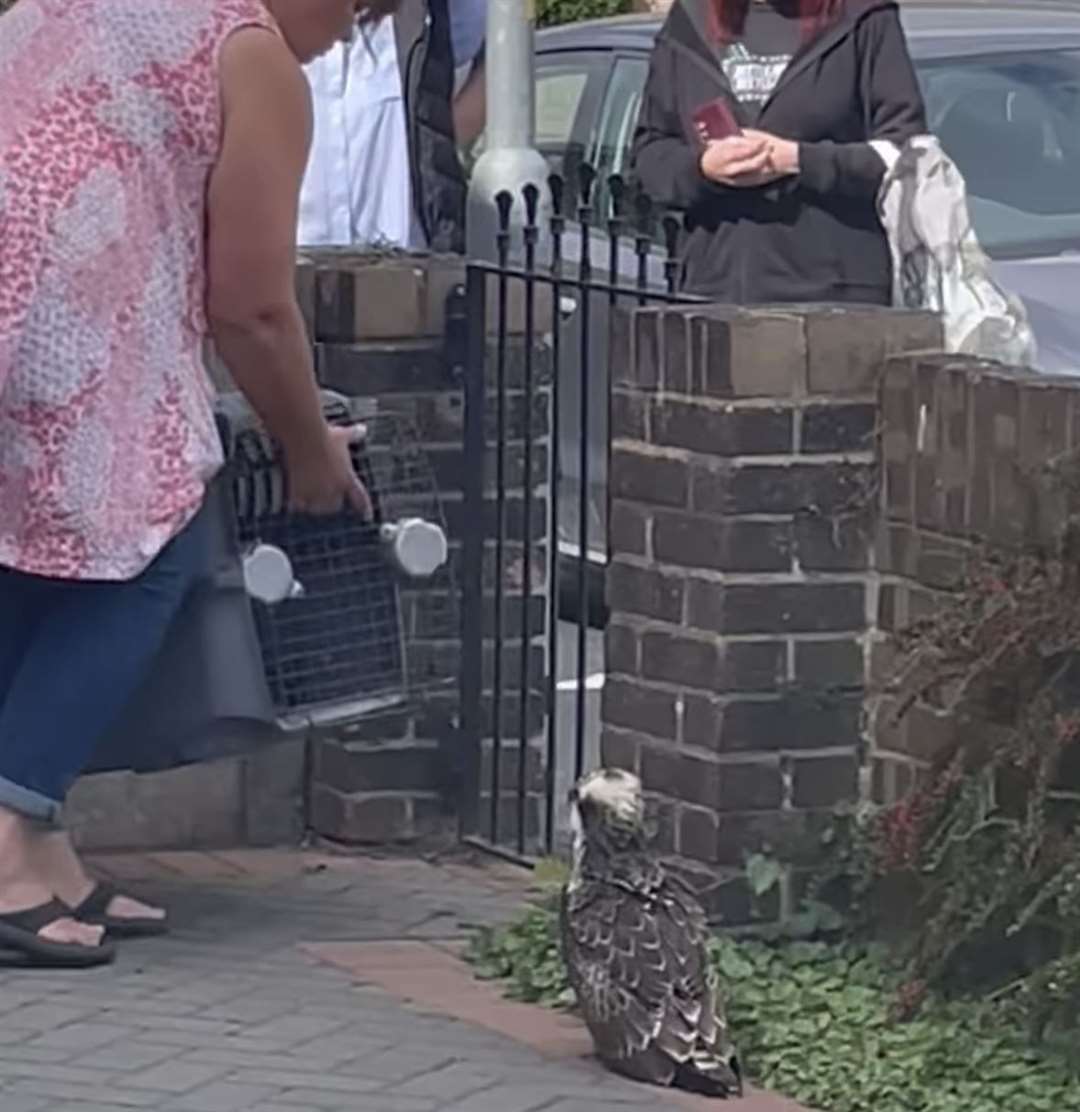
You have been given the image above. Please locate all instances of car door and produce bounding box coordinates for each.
[558,52,668,286]
[588,54,651,227]
[534,50,612,197]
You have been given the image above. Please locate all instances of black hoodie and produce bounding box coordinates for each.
[632,0,926,304]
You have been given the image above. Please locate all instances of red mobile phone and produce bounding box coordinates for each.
[692,98,742,143]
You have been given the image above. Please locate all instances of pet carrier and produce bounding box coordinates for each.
[88,390,456,775]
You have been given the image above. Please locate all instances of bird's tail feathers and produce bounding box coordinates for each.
[673,1051,742,1098]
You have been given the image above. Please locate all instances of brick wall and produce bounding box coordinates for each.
[84,263,1079,863]
[69,742,305,852]
[603,303,943,923]
[873,353,1080,802]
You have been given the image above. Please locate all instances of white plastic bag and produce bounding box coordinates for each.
[871,135,1038,368]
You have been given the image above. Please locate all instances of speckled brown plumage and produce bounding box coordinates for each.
[561,769,742,1098]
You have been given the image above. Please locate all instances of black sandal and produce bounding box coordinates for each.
[69,881,169,938]
[0,899,116,967]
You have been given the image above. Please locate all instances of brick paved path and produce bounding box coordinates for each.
[0,850,806,1112]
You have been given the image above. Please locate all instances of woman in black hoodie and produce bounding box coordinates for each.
[632,0,926,305]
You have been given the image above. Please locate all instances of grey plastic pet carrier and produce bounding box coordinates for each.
[88,390,456,775]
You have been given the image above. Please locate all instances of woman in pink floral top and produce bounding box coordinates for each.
[0,0,375,966]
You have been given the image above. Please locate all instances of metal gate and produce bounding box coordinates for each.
[457,170,696,860]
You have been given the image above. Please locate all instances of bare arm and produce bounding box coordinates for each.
[453,57,486,147]
[206,27,368,515]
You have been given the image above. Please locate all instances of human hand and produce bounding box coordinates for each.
[699,134,773,185]
[285,423,373,518]
[741,129,801,177]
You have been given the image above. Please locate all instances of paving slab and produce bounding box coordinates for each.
[0,849,810,1112]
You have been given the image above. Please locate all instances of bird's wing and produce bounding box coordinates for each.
[655,874,727,1050]
[655,872,739,1078]
[560,881,670,1064]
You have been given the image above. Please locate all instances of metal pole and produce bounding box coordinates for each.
[466,0,550,262]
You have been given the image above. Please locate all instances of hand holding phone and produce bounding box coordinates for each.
[692,98,742,144]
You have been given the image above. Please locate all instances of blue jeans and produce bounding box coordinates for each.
[0,513,205,824]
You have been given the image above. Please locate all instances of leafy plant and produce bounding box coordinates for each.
[531,854,571,889]
[744,851,846,942]
[812,463,1080,1054]
[466,907,1080,1111]
[715,937,1079,1112]
[536,0,633,29]
[466,894,573,1007]
[746,852,785,899]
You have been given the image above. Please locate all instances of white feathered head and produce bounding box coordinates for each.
[569,768,646,848]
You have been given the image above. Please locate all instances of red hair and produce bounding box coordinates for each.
[705,0,845,45]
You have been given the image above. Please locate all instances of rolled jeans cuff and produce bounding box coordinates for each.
[0,772,63,825]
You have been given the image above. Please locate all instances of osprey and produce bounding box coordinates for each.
[561,768,742,1098]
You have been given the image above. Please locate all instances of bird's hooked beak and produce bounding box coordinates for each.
[568,787,585,856]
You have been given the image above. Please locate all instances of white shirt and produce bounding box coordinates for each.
[299,2,486,250]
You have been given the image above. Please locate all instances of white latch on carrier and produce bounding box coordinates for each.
[379,517,448,579]
[240,518,448,606]
[242,543,305,605]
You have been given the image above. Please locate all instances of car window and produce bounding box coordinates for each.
[590,56,650,224]
[918,50,1080,258]
[536,68,590,149]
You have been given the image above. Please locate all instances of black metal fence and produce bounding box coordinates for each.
[457,171,696,859]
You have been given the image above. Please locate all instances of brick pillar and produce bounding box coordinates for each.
[299,253,551,846]
[603,303,940,923]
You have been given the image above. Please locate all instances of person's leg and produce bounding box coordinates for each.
[0,565,37,701]
[0,568,106,952]
[32,827,168,929]
[0,515,205,928]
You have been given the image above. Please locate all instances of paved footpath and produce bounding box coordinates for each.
[0,849,806,1112]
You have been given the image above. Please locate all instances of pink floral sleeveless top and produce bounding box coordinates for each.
[0,0,276,580]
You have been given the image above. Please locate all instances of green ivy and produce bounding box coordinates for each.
[467,894,575,1007]
[466,904,1080,1112]
[536,0,634,30]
